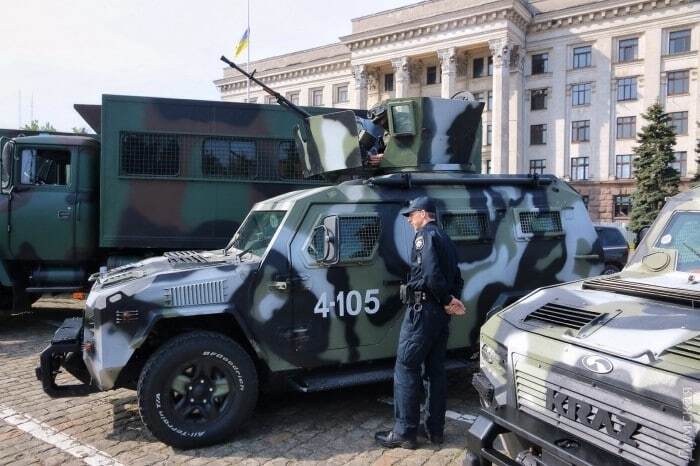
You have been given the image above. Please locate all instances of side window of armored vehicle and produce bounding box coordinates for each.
[596,226,626,248]
[308,215,381,264]
[655,212,700,271]
[20,148,71,186]
[515,209,564,239]
[202,137,257,179]
[230,210,286,257]
[120,132,179,177]
[439,211,491,241]
[389,103,416,136]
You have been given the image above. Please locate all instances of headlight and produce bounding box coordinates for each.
[480,337,507,368]
[481,343,500,365]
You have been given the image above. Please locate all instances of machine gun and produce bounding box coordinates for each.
[220,55,311,120]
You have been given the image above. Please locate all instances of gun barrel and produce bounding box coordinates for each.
[220,55,311,119]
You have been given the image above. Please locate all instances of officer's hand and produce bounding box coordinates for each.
[445,297,466,316]
[368,153,383,166]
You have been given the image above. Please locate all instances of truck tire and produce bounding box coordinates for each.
[137,331,258,449]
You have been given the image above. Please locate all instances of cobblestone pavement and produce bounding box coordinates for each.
[0,300,481,465]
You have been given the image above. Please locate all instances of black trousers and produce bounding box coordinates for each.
[393,301,450,438]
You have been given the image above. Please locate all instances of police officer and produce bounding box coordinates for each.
[375,196,465,449]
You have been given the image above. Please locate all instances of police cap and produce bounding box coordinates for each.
[399,196,437,217]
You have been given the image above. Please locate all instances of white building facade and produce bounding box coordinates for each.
[215,0,700,222]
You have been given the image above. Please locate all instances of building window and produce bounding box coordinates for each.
[487,91,493,111]
[581,195,590,210]
[529,159,546,175]
[668,111,688,135]
[571,157,589,180]
[287,92,300,105]
[487,56,493,76]
[667,70,689,95]
[485,124,492,146]
[571,120,590,143]
[530,124,547,145]
[571,83,592,106]
[530,89,547,111]
[617,116,636,139]
[334,85,348,103]
[616,154,634,179]
[473,57,485,78]
[618,38,639,62]
[426,66,437,85]
[573,45,592,69]
[614,195,631,218]
[617,77,637,101]
[310,88,324,106]
[485,159,492,174]
[384,73,394,92]
[532,53,548,74]
[669,29,691,54]
[672,151,687,176]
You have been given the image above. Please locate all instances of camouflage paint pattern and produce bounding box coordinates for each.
[473,186,700,465]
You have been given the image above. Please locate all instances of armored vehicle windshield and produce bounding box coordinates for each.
[227,210,287,258]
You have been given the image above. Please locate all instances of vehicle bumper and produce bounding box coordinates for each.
[464,405,635,466]
[35,318,96,397]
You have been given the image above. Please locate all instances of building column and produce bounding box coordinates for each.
[438,47,457,99]
[352,64,369,109]
[594,37,612,182]
[508,44,525,175]
[551,43,568,179]
[489,38,511,175]
[391,57,410,98]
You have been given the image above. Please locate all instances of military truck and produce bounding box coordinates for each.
[0,96,336,312]
[36,58,604,449]
[466,187,700,466]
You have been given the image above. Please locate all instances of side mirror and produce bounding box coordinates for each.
[635,225,650,247]
[311,215,339,264]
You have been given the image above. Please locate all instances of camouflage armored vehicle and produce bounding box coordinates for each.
[37,60,604,449]
[466,187,700,465]
[0,96,337,312]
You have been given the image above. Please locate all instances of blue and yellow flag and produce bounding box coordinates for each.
[234,28,250,58]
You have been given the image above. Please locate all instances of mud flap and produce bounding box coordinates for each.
[36,317,96,397]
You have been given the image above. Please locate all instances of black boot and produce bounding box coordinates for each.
[374,430,417,449]
[420,423,444,445]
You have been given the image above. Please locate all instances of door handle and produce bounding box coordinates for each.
[57,210,72,219]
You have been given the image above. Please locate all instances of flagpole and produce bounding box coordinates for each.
[246,0,250,102]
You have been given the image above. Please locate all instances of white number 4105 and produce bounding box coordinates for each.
[314,289,380,318]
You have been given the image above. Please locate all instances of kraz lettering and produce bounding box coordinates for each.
[546,388,638,446]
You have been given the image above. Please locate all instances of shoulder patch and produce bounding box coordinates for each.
[415,235,424,251]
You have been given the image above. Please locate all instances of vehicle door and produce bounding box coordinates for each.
[289,202,411,367]
[9,146,77,261]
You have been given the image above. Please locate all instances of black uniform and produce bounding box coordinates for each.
[393,220,463,440]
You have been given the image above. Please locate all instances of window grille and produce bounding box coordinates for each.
[309,226,326,261]
[120,132,180,176]
[519,211,563,235]
[440,212,489,240]
[338,216,381,262]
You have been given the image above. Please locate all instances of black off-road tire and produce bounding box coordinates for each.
[137,331,258,449]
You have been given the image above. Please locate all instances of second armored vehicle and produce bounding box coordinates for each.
[38,63,605,448]
[467,187,700,465]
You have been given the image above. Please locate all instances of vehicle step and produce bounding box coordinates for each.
[288,357,474,393]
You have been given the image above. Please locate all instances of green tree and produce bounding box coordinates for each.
[21,120,56,132]
[629,103,680,233]
[72,126,87,134]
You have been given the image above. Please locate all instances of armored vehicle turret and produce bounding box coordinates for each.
[466,187,700,466]
[37,59,604,449]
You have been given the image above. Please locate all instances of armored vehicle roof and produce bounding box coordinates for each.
[11,134,99,147]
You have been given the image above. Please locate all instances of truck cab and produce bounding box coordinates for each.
[0,135,99,307]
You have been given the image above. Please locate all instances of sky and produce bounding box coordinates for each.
[1,0,416,132]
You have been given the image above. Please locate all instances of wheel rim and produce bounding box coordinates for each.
[166,356,235,425]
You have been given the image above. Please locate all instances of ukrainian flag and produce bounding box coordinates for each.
[234,28,250,58]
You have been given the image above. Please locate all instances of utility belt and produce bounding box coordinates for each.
[400,284,429,311]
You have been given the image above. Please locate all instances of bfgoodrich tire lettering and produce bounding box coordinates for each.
[137,331,258,449]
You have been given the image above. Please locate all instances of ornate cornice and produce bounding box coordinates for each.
[343,7,530,52]
[217,60,351,92]
[529,0,691,33]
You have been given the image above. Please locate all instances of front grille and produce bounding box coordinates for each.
[524,303,602,330]
[514,356,694,466]
[165,280,226,307]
